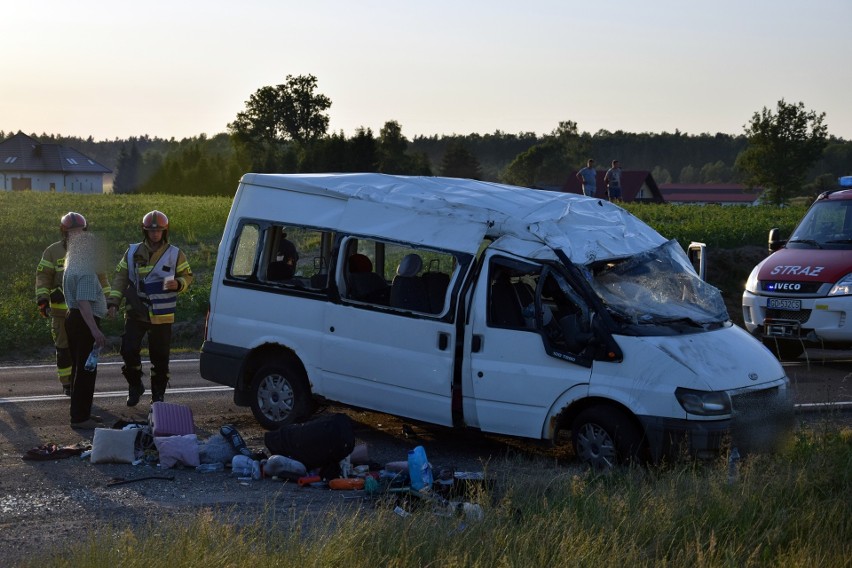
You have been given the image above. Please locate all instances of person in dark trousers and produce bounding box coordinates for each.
[36,212,110,396]
[63,229,108,429]
[107,210,193,406]
[604,160,623,201]
[575,159,597,197]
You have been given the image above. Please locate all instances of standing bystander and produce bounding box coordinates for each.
[63,229,108,429]
[36,212,110,396]
[604,160,623,201]
[575,159,597,197]
[108,210,193,406]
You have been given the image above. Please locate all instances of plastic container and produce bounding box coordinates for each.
[407,446,433,491]
[84,346,101,372]
[231,455,261,479]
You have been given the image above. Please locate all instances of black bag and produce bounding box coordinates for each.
[263,413,355,470]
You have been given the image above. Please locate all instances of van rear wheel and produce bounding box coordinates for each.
[571,407,645,470]
[250,362,309,430]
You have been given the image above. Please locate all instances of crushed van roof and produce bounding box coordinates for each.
[241,173,668,265]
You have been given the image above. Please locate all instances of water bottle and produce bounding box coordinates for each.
[231,455,261,479]
[84,346,101,372]
[196,462,225,473]
[727,447,741,484]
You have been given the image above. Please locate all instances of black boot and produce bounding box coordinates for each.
[150,370,169,404]
[122,364,145,407]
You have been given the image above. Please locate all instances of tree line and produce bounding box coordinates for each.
[7,76,850,203]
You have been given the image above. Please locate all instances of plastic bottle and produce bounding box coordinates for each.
[196,462,225,473]
[84,346,101,372]
[231,455,261,479]
[727,447,741,484]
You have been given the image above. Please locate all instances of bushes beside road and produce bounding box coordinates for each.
[0,191,807,358]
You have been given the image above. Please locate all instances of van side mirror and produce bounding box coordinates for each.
[687,242,706,280]
[768,228,785,252]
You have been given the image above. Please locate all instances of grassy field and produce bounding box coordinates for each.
[26,424,852,567]
[0,191,808,359]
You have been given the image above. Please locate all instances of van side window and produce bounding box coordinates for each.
[230,223,260,278]
[227,220,332,291]
[340,238,456,315]
[488,260,540,329]
[488,259,592,355]
[262,225,331,290]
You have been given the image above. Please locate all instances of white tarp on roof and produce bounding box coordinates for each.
[241,173,667,264]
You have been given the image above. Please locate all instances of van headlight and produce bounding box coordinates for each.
[744,266,761,294]
[828,273,852,296]
[675,387,731,416]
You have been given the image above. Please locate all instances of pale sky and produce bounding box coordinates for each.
[3,0,851,142]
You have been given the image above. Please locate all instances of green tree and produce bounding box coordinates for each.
[113,140,142,194]
[736,99,828,205]
[501,120,582,187]
[440,140,482,179]
[228,74,332,171]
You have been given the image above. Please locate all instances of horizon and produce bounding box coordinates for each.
[3,1,851,142]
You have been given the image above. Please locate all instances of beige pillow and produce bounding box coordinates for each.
[90,428,137,464]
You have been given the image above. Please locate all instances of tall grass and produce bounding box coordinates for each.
[27,424,852,567]
[0,191,808,358]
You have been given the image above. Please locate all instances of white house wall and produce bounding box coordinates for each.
[0,172,103,193]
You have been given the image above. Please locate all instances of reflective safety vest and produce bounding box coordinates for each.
[127,242,180,322]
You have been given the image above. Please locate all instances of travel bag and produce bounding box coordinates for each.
[263,413,355,470]
[149,401,196,437]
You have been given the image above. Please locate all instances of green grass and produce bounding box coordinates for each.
[0,192,808,359]
[26,424,852,567]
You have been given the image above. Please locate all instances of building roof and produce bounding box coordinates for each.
[560,170,665,203]
[659,183,763,205]
[0,132,111,174]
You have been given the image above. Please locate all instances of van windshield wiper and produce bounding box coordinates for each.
[787,238,822,249]
[824,239,852,244]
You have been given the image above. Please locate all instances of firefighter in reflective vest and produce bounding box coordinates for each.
[107,210,193,406]
[36,212,111,396]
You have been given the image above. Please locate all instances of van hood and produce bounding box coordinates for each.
[757,248,852,283]
[627,325,784,391]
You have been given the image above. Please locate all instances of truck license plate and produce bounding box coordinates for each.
[767,298,801,310]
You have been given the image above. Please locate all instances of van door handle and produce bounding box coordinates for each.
[471,334,483,353]
[437,332,449,351]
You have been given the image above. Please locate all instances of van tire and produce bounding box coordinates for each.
[250,363,310,430]
[571,407,644,469]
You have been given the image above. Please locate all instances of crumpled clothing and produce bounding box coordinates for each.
[22,444,88,461]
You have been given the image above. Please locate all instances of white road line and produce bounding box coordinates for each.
[0,385,232,404]
[0,359,200,371]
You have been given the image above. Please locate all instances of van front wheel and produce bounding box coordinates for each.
[571,407,645,470]
[250,363,309,430]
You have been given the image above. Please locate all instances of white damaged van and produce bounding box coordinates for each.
[200,173,793,468]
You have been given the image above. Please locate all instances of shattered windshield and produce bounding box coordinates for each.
[585,239,729,327]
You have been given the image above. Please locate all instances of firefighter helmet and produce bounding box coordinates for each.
[142,210,169,230]
[60,212,87,234]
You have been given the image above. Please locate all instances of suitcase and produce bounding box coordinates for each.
[264,413,355,470]
[149,401,196,437]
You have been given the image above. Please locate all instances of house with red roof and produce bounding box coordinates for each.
[560,170,664,203]
[0,132,111,193]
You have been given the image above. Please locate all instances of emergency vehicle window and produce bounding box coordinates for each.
[230,223,260,278]
[262,225,331,290]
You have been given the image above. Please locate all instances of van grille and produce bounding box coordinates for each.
[766,308,811,323]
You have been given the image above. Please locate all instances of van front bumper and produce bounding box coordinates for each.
[639,395,794,462]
